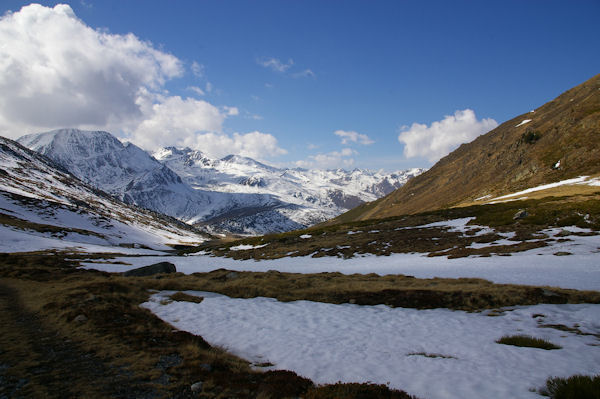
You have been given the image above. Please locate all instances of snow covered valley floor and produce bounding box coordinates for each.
[143,291,600,399]
[81,227,600,399]
[5,212,600,398]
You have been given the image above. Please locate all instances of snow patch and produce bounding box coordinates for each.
[229,244,268,251]
[144,292,600,399]
[515,119,532,127]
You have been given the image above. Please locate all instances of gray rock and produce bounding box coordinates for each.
[513,209,528,220]
[191,381,203,393]
[74,314,87,323]
[123,262,176,277]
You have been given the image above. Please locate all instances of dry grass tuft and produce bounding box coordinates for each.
[496,334,562,350]
[169,291,204,303]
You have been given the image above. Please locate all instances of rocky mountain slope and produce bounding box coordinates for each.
[0,136,207,250]
[335,73,600,223]
[18,129,423,235]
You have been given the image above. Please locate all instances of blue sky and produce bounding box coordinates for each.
[0,1,598,170]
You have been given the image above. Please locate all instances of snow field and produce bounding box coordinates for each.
[143,291,600,399]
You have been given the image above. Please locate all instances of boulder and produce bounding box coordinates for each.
[123,262,176,277]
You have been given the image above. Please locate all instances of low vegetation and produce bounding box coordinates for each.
[539,374,600,399]
[495,334,562,350]
[0,253,418,398]
[196,194,600,261]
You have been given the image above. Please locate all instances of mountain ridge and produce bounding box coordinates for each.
[18,129,424,234]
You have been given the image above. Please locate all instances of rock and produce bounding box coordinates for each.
[513,209,528,220]
[348,299,357,304]
[123,262,176,277]
[73,314,87,323]
[191,381,203,393]
[553,251,572,256]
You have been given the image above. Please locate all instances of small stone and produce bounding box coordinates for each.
[74,314,87,323]
[553,251,572,256]
[123,262,176,277]
[513,209,528,220]
[348,299,357,304]
[191,381,203,393]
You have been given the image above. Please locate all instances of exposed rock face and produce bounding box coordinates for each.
[123,262,177,277]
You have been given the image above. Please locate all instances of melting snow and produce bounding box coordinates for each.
[300,234,312,239]
[491,176,595,201]
[515,119,532,127]
[229,244,268,251]
[143,292,600,399]
[84,227,600,291]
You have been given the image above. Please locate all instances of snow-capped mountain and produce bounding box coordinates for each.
[17,129,280,227]
[153,146,424,229]
[17,129,423,235]
[0,135,207,251]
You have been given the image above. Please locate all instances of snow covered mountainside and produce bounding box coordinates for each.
[18,129,423,235]
[0,135,207,251]
[154,146,424,232]
[17,129,283,232]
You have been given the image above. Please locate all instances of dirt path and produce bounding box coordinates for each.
[0,280,160,399]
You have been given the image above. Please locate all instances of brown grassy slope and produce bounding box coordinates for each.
[333,73,600,223]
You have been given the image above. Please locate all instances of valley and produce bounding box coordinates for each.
[0,26,598,399]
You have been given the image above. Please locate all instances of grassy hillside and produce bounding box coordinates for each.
[331,73,600,222]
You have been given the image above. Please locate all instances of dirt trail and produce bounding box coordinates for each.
[0,280,160,399]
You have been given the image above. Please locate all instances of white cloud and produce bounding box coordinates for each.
[0,4,186,138]
[223,106,239,116]
[187,86,206,96]
[131,94,227,150]
[190,131,287,160]
[296,148,357,170]
[257,57,294,73]
[191,61,204,78]
[334,130,374,145]
[292,69,316,78]
[0,3,240,153]
[398,109,498,163]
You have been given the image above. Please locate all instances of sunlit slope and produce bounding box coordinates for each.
[333,73,600,223]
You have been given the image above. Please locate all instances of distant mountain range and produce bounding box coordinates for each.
[17,129,423,235]
[333,73,600,223]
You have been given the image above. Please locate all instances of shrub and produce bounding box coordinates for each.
[522,130,541,144]
[496,334,561,350]
[540,374,600,399]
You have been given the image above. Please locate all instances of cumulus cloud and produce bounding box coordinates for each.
[0,4,186,137]
[189,131,287,160]
[130,94,226,149]
[296,148,357,170]
[0,2,246,156]
[334,130,374,145]
[257,57,294,73]
[398,109,498,163]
